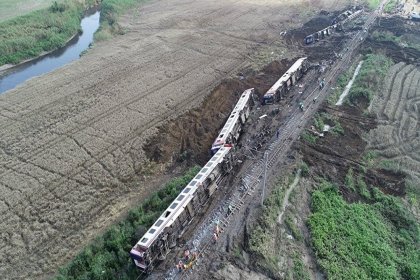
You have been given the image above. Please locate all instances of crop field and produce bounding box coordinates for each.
[367,63,420,184]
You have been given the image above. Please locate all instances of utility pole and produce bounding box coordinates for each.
[261,151,268,206]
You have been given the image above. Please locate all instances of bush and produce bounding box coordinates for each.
[301,131,317,144]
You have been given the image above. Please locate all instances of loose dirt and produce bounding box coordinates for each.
[0,0,354,279]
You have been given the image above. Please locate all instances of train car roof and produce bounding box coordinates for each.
[136,146,232,248]
[265,57,307,96]
[212,89,253,146]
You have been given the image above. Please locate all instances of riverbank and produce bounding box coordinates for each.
[0,0,83,66]
[0,0,148,71]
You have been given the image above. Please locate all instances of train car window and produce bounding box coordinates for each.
[155,219,164,227]
[170,203,178,209]
[205,162,212,167]
[149,229,156,234]
[141,237,148,243]
[195,174,203,179]
[190,180,197,186]
[183,188,191,193]
[201,168,208,173]
[177,194,185,201]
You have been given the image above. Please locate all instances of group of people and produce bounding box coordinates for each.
[176,249,199,272]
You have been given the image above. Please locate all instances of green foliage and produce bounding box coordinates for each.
[300,162,309,177]
[0,0,84,66]
[344,168,356,191]
[49,1,68,13]
[285,216,303,241]
[249,178,286,256]
[309,184,420,280]
[356,176,371,200]
[331,119,344,135]
[56,166,200,280]
[301,131,317,144]
[362,150,378,168]
[384,0,398,13]
[364,0,381,10]
[347,54,392,105]
[313,114,324,131]
[290,255,310,280]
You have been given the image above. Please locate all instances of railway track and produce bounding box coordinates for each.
[156,2,391,279]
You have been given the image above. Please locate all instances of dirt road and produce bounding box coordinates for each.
[0,0,352,278]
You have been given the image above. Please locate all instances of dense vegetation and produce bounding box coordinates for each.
[56,166,200,280]
[95,0,147,40]
[347,54,392,105]
[309,181,420,280]
[0,0,86,66]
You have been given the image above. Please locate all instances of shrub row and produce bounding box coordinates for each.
[56,166,200,280]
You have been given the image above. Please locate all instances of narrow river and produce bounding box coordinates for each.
[0,10,100,94]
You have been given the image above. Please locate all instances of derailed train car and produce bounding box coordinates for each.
[211,88,254,154]
[130,89,254,273]
[262,57,308,105]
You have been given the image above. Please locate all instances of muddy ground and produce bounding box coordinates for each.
[0,0,356,279]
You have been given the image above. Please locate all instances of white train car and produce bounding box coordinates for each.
[263,57,308,105]
[130,146,234,273]
[211,88,254,154]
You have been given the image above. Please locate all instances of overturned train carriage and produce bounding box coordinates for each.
[211,88,254,154]
[263,57,308,105]
[130,88,255,273]
[130,146,234,272]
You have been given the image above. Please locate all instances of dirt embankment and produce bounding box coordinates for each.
[144,60,291,166]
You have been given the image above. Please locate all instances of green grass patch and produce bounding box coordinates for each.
[309,183,420,280]
[384,0,398,13]
[248,177,288,271]
[0,0,84,66]
[347,54,392,106]
[98,0,149,38]
[285,216,303,242]
[301,131,317,144]
[288,254,311,280]
[300,162,309,177]
[364,0,381,10]
[56,166,200,280]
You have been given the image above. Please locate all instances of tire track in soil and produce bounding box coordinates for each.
[394,67,417,122]
[1,60,250,261]
[0,1,263,178]
[378,62,405,119]
[386,65,415,122]
[0,40,249,179]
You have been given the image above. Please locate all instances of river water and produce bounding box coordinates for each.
[0,10,100,94]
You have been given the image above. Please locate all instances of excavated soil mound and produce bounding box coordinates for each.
[144,60,292,166]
